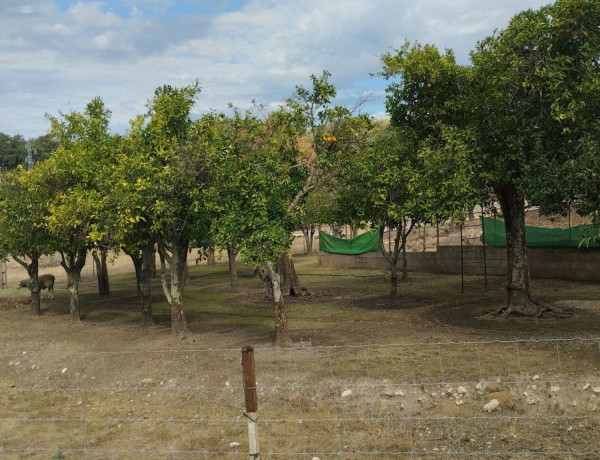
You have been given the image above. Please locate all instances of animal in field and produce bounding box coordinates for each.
[18,274,55,300]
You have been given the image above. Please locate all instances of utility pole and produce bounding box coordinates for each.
[26,140,36,170]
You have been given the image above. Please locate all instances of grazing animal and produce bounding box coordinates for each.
[18,274,55,300]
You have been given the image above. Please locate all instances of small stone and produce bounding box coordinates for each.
[550,386,560,393]
[341,389,352,398]
[592,387,600,394]
[532,375,540,381]
[225,381,230,387]
[456,399,464,406]
[457,386,467,395]
[483,399,500,412]
[395,389,405,396]
[229,442,240,448]
[61,367,68,374]
[531,384,537,390]
[141,378,154,385]
[475,382,485,391]
[430,392,437,398]
[312,457,321,460]
[526,397,539,405]
[583,383,590,390]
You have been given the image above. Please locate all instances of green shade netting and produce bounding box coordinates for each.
[319,231,380,254]
[481,217,600,248]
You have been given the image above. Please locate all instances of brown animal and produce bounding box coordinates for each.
[18,274,55,300]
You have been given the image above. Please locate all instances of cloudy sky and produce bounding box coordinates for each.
[1,0,551,138]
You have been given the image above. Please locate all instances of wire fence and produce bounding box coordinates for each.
[2,338,600,459]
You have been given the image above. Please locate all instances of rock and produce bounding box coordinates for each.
[61,367,68,374]
[592,387,600,394]
[395,389,405,397]
[312,457,321,460]
[229,442,240,448]
[526,397,540,405]
[583,383,590,390]
[456,399,464,406]
[141,378,154,385]
[457,386,467,395]
[483,399,500,412]
[341,389,352,398]
[550,386,560,393]
[532,375,540,381]
[475,382,485,392]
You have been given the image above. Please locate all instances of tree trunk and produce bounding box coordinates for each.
[127,250,143,298]
[158,240,189,335]
[13,255,41,315]
[60,249,87,322]
[140,240,155,326]
[227,246,239,290]
[261,261,290,347]
[382,228,402,302]
[207,247,216,266]
[277,254,307,297]
[92,249,110,296]
[494,183,543,317]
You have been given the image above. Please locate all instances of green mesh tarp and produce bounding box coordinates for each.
[319,231,380,254]
[481,217,600,248]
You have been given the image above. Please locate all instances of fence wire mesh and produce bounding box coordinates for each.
[1,338,600,459]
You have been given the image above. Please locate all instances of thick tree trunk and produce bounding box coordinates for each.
[92,249,110,296]
[60,249,87,322]
[13,255,41,315]
[27,260,41,314]
[227,246,239,290]
[494,183,543,317]
[381,228,402,302]
[261,261,290,347]
[158,240,189,335]
[140,240,155,326]
[277,254,307,297]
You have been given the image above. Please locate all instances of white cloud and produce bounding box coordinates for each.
[0,0,550,137]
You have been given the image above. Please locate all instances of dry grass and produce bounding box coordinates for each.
[1,254,600,458]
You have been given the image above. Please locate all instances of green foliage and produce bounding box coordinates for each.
[0,169,56,262]
[0,133,27,170]
[202,109,293,267]
[470,0,600,213]
[28,98,118,254]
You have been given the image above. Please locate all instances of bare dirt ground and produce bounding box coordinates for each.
[1,249,600,459]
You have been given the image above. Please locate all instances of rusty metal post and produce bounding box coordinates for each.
[242,346,259,458]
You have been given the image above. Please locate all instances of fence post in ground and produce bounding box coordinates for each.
[242,345,260,459]
[1,260,7,289]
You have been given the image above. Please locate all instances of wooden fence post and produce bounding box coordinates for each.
[242,346,259,459]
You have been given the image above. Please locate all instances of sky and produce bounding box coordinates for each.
[1,0,551,138]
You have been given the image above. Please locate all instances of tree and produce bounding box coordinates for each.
[142,83,212,335]
[374,43,476,301]
[202,109,293,344]
[0,133,26,171]
[0,169,56,314]
[280,71,370,295]
[31,97,118,321]
[469,0,600,316]
[297,184,338,254]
